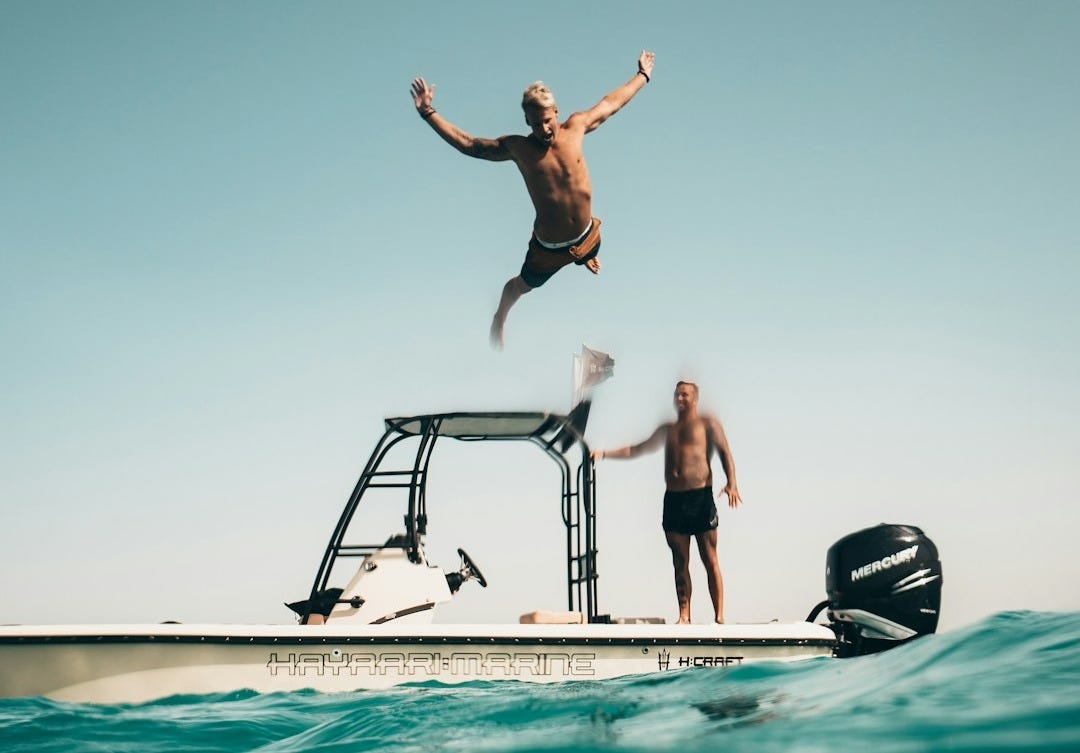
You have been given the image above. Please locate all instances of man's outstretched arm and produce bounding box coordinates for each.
[577,51,655,134]
[591,424,666,461]
[410,76,513,161]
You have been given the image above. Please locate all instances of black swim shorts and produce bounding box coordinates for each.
[662,487,719,535]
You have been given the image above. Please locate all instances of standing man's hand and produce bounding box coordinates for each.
[721,484,741,509]
[410,77,436,118]
[637,51,655,81]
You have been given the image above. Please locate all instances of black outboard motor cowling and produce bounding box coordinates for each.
[825,523,942,657]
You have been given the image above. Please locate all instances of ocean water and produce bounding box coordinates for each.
[3,611,1078,753]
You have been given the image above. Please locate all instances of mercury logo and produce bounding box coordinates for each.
[850,545,919,582]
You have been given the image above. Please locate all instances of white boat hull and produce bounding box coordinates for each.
[0,622,836,704]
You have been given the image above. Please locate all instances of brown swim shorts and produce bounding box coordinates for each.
[520,217,602,288]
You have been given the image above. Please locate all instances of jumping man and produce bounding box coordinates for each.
[410,51,655,349]
[591,381,742,624]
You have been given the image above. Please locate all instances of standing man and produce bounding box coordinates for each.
[591,381,742,624]
[409,51,655,349]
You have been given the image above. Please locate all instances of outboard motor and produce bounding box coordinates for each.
[821,523,942,657]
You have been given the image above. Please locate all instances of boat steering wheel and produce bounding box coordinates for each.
[457,547,488,588]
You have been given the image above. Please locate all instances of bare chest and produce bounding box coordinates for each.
[666,421,709,456]
[518,139,586,184]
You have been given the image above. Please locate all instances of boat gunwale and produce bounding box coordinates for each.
[0,621,839,648]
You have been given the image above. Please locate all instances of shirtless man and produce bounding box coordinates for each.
[591,381,742,623]
[409,51,655,349]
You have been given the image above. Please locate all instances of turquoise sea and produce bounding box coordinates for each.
[3,611,1077,752]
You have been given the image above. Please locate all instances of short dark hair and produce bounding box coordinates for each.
[675,380,699,397]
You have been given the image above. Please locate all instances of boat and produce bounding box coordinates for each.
[0,406,943,703]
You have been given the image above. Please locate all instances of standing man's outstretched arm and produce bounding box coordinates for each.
[591,424,666,461]
[410,76,514,161]
[575,51,656,133]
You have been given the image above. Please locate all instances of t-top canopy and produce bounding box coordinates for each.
[384,412,565,440]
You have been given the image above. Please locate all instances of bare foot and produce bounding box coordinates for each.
[585,257,601,274]
[676,616,691,625]
[489,315,505,351]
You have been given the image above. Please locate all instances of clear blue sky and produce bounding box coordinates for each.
[2,1,1077,630]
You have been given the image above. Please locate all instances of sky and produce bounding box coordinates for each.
[2,1,1078,633]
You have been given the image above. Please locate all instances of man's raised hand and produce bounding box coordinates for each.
[410,77,435,114]
[637,51,655,80]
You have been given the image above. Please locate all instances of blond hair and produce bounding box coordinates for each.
[521,81,556,111]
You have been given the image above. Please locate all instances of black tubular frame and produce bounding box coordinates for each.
[302,409,600,622]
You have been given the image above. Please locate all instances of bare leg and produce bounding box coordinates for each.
[665,531,693,624]
[490,275,533,350]
[695,529,724,623]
